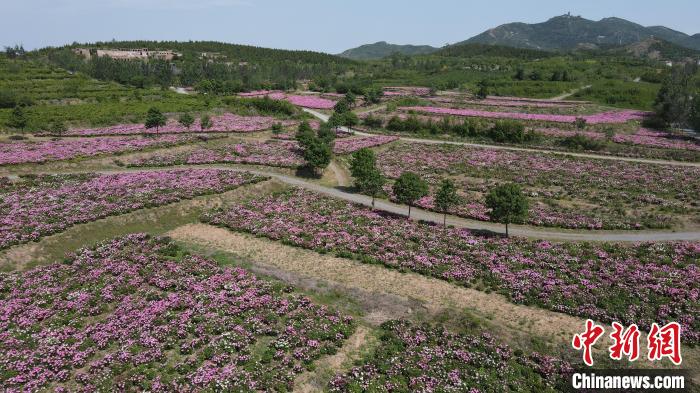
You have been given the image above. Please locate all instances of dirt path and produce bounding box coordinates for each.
[8,165,700,242]
[328,160,351,187]
[167,224,699,375]
[303,108,700,168]
[293,326,375,393]
[550,84,592,100]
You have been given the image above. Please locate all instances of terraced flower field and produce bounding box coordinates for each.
[377,143,700,229]
[329,320,571,392]
[0,169,266,250]
[0,135,200,166]
[0,234,354,391]
[203,188,700,344]
[48,113,294,136]
[129,136,399,168]
[399,106,648,124]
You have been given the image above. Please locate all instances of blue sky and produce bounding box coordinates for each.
[2,0,699,53]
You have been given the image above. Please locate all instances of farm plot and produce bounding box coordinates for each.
[0,169,266,250]
[377,143,700,230]
[329,320,571,392]
[0,135,200,166]
[399,106,648,124]
[0,234,354,391]
[202,188,700,344]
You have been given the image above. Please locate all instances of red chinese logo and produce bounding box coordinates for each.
[572,321,682,366]
[648,322,682,365]
[572,319,605,366]
[609,322,640,361]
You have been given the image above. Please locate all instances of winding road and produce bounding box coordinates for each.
[21,164,700,242]
[303,108,700,167]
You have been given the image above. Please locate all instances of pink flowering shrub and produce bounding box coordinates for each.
[48,114,290,137]
[612,128,700,152]
[130,141,305,168]
[0,170,266,249]
[377,143,698,229]
[400,106,649,124]
[329,320,572,392]
[203,188,700,343]
[383,87,431,97]
[0,135,197,165]
[0,234,354,391]
[130,136,398,167]
[237,91,337,109]
[333,136,399,155]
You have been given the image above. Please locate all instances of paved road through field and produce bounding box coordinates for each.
[24,164,699,242]
[303,108,700,167]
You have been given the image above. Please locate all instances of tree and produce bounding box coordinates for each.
[654,65,695,127]
[485,183,529,237]
[48,120,67,136]
[200,114,212,131]
[302,137,332,175]
[392,172,429,218]
[574,117,587,130]
[295,121,315,145]
[350,148,386,208]
[178,113,194,129]
[690,95,700,132]
[317,122,336,145]
[475,80,490,99]
[144,107,166,131]
[435,179,460,227]
[7,106,28,131]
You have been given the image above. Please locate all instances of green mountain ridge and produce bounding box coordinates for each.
[338,41,439,60]
[462,14,700,51]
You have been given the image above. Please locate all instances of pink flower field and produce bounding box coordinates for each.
[130,140,305,168]
[203,188,700,344]
[613,128,700,151]
[50,113,290,136]
[0,169,266,249]
[377,143,699,229]
[400,106,649,124]
[130,136,398,167]
[0,135,197,165]
[0,234,354,391]
[237,91,337,109]
[330,321,571,392]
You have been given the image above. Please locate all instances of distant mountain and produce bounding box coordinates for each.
[461,14,700,51]
[338,41,439,60]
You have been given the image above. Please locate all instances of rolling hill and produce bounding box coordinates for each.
[462,14,700,51]
[338,41,439,60]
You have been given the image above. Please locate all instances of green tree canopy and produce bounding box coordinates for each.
[200,114,212,130]
[485,183,529,237]
[434,179,460,227]
[350,148,385,207]
[8,106,28,131]
[144,107,166,130]
[392,172,429,218]
[178,113,194,129]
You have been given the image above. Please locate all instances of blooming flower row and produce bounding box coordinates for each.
[0,135,198,166]
[203,188,700,343]
[129,136,399,168]
[329,320,572,392]
[45,113,292,137]
[0,234,354,391]
[236,91,337,109]
[130,141,305,168]
[612,128,700,152]
[377,143,698,229]
[0,169,266,249]
[399,106,650,124]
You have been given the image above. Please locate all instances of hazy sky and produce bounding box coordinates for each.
[2,0,699,53]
